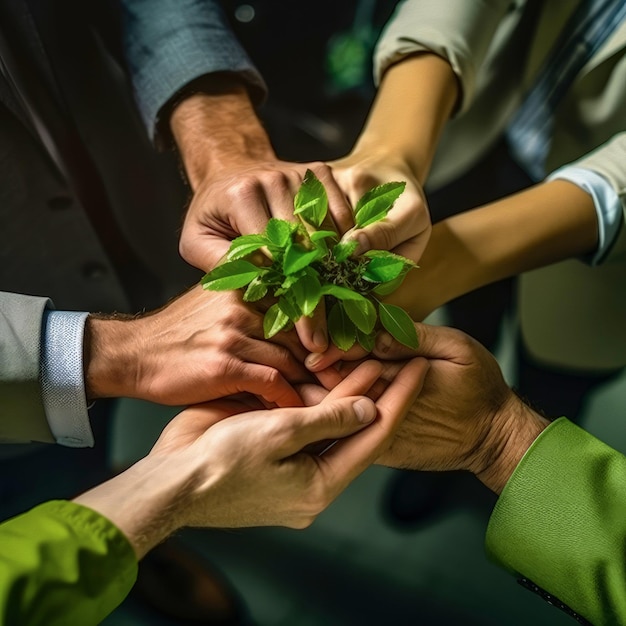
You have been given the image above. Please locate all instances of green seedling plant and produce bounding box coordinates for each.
[201,169,418,351]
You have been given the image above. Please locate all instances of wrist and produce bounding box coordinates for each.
[73,454,195,559]
[84,314,141,400]
[356,52,458,183]
[170,82,274,189]
[474,393,550,494]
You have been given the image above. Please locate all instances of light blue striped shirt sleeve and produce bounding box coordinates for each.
[547,166,623,266]
[40,310,94,448]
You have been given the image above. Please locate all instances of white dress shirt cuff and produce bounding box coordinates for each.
[547,166,623,266]
[40,310,94,448]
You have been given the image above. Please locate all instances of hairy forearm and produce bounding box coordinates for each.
[73,454,194,559]
[83,314,141,400]
[169,75,274,189]
[350,53,459,183]
[388,179,599,319]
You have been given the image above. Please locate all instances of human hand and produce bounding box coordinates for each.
[370,323,550,493]
[74,357,429,557]
[171,89,355,352]
[84,284,310,407]
[329,154,432,263]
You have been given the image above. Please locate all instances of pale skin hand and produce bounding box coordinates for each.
[328,52,459,263]
[170,76,354,352]
[315,323,551,495]
[74,357,429,558]
[84,284,311,408]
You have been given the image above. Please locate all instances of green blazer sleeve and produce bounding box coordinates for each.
[0,291,54,443]
[486,417,626,626]
[0,500,137,626]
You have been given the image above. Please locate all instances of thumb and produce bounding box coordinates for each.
[375,322,474,363]
[275,396,377,457]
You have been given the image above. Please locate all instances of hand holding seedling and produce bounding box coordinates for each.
[201,170,419,353]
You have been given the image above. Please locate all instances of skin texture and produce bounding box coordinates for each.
[167,59,457,350]
[309,322,550,495]
[371,324,550,494]
[74,357,429,558]
[84,284,311,408]
[170,77,353,353]
[330,53,459,262]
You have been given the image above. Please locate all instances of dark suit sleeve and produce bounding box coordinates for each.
[120,0,267,142]
[0,291,55,443]
[486,417,626,626]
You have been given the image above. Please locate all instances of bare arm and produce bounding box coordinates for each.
[387,178,599,321]
[331,53,459,261]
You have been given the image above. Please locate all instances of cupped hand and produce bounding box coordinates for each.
[329,154,432,263]
[181,159,355,352]
[151,357,429,529]
[357,323,550,493]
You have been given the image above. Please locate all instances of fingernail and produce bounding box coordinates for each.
[353,398,376,423]
[305,353,323,369]
[376,332,393,355]
[313,327,328,350]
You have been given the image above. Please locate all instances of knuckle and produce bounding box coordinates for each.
[225,177,261,203]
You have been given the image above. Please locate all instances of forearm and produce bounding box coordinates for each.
[73,454,192,559]
[349,53,459,183]
[170,76,275,189]
[389,179,599,319]
[474,395,550,495]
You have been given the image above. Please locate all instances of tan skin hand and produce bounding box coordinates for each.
[329,154,432,263]
[325,53,459,263]
[311,323,550,494]
[170,86,356,353]
[85,284,311,408]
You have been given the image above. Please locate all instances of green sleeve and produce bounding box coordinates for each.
[486,417,626,626]
[0,500,138,625]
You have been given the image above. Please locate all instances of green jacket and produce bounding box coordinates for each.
[486,417,626,625]
[0,501,137,625]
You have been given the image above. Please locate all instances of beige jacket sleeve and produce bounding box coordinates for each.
[373,0,512,112]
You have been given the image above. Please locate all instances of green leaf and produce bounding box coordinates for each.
[263,303,290,338]
[372,272,409,296]
[291,273,322,316]
[332,240,358,263]
[266,219,295,247]
[355,181,406,228]
[321,284,369,302]
[226,234,269,260]
[278,294,302,322]
[243,276,268,302]
[357,328,376,352]
[294,169,328,227]
[363,254,408,282]
[310,229,338,243]
[283,242,323,275]
[201,260,263,291]
[343,297,377,334]
[378,302,418,349]
[328,302,356,351]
